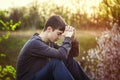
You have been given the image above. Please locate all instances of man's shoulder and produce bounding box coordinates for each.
[30,33,42,41]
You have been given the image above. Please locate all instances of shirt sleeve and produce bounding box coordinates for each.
[29,37,72,59]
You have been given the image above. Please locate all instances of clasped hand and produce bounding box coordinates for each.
[63,26,75,39]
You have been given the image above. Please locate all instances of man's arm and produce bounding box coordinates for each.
[29,37,72,59]
[53,38,80,57]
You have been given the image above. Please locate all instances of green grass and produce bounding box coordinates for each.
[0,30,101,68]
[0,36,28,67]
[74,30,99,61]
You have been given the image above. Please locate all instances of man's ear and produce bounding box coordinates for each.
[47,26,53,32]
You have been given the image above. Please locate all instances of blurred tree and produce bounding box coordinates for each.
[28,0,41,30]
[0,19,20,80]
[0,20,21,42]
[2,0,116,30]
[0,10,8,21]
[70,12,90,29]
[9,8,23,30]
[99,0,120,26]
[53,6,72,25]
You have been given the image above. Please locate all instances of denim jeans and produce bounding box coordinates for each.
[32,59,74,80]
[64,57,90,80]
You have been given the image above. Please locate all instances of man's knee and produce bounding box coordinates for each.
[50,58,63,64]
[50,58,65,69]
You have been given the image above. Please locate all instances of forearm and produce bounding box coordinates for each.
[29,37,72,59]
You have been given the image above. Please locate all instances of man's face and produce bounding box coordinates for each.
[48,29,63,42]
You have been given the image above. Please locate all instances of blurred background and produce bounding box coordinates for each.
[0,0,120,80]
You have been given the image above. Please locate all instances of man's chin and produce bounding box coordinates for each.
[50,39,58,42]
[52,40,57,42]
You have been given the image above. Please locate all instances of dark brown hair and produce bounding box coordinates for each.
[43,15,66,31]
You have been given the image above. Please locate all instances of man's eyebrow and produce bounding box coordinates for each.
[58,32,62,34]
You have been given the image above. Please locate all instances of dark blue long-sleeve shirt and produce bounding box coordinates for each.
[16,33,72,80]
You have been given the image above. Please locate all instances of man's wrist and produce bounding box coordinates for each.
[64,37,72,43]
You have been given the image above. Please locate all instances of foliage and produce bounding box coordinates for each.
[1,0,120,30]
[0,53,6,57]
[0,10,8,21]
[99,0,120,26]
[0,65,16,80]
[0,0,104,30]
[0,19,20,79]
[87,23,120,80]
[0,20,21,42]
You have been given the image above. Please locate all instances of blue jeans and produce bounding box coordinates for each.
[64,57,90,80]
[32,59,74,80]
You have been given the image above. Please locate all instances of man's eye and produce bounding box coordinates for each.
[58,33,61,35]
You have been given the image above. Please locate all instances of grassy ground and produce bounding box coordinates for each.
[0,29,101,68]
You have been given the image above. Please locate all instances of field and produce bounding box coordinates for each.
[0,29,102,68]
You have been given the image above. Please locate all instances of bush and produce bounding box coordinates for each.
[0,19,20,80]
[0,65,16,80]
[87,23,120,80]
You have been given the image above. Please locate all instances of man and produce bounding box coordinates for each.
[16,15,75,80]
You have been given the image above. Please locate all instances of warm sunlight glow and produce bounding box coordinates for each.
[79,0,102,17]
[0,0,101,17]
[0,0,33,10]
[53,0,102,17]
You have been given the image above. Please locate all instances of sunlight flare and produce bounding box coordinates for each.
[0,0,102,17]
